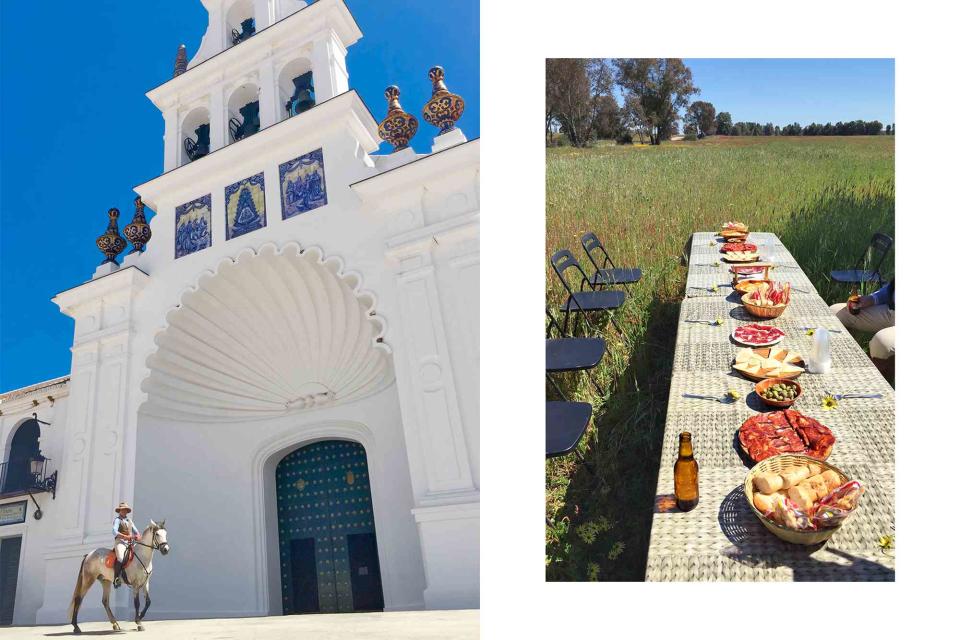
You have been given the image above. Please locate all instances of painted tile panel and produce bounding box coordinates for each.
[174,194,212,258]
[279,148,327,219]
[225,172,266,240]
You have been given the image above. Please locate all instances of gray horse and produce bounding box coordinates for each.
[68,520,170,634]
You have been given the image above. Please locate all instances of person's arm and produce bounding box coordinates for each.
[863,283,891,309]
[131,521,141,539]
[112,517,121,537]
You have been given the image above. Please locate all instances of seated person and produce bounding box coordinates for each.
[829,279,894,362]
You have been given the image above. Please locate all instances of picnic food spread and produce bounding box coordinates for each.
[732,323,785,346]
[720,242,757,253]
[742,281,790,307]
[759,380,798,402]
[733,346,804,379]
[650,231,893,577]
[750,462,864,532]
[722,251,760,262]
[738,409,835,462]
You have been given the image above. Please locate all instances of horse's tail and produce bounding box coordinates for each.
[68,553,89,622]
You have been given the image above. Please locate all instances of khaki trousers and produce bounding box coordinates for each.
[829,303,895,360]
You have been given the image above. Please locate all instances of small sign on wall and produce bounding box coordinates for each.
[0,501,27,527]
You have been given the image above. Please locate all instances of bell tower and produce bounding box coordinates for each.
[152,0,359,172]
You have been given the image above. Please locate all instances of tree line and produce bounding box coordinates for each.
[546,58,893,146]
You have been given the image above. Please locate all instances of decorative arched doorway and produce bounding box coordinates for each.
[2,419,40,494]
[276,440,384,614]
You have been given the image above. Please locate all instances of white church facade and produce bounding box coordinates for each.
[0,0,479,626]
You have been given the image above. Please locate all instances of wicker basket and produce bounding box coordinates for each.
[742,291,789,319]
[744,454,851,545]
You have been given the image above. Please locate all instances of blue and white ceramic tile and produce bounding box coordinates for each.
[279,148,327,219]
[175,194,212,258]
[225,172,266,240]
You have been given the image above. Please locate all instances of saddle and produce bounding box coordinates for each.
[105,550,135,570]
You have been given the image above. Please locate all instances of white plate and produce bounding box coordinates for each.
[731,326,785,347]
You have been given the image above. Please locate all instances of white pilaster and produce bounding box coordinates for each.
[162,108,178,172]
[210,87,226,151]
[258,57,279,128]
[36,266,150,624]
[312,29,348,103]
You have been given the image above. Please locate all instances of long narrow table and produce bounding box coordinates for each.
[645,232,895,581]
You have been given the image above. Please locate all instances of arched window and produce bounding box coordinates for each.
[2,419,40,494]
[227,83,261,142]
[225,0,256,47]
[278,58,315,120]
[181,106,211,165]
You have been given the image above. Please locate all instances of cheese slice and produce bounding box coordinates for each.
[780,362,804,374]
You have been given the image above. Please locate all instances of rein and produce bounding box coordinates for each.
[123,526,161,585]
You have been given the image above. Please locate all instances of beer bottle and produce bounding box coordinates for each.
[674,432,699,512]
[847,286,861,316]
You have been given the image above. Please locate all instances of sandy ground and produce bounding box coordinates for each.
[2,609,480,639]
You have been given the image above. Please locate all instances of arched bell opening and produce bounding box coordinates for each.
[1,419,40,494]
[271,439,384,614]
[278,58,315,121]
[227,82,261,143]
[225,0,256,47]
[180,106,211,165]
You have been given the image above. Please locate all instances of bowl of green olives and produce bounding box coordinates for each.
[755,378,802,408]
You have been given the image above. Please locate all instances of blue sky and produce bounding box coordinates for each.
[683,59,894,125]
[0,0,479,392]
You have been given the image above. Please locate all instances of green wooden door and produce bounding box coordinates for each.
[276,441,383,614]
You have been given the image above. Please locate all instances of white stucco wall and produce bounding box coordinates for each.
[132,384,426,619]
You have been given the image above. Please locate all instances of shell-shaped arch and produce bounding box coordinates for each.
[141,243,393,423]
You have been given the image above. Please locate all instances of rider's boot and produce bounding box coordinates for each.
[113,550,124,589]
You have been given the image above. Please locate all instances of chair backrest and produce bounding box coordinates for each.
[580,231,616,273]
[862,232,894,278]
[550,249,590,295]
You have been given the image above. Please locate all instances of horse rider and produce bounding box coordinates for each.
[112,501,140,588]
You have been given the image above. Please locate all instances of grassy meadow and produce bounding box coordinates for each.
[545,135,894,581]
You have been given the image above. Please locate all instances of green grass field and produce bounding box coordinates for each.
[545,135,894,581]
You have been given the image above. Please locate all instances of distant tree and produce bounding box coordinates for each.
[685,100,717,137]
[763,122,774,136]
[545,59,593,146]
[683,121,698,136]
[715,111,733,135]
[885,124,891,135]
[891,123,895,135]
[774,125,781,136]
[592,94,624,140]
[621,95,650,143]
[613,58,699,145]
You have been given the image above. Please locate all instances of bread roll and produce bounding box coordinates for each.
[820,469,842,492]
[787,485,817,511]
[780,466,811,489]
[753,492,777,514]
[803,474,830,500]
[807,463,822,477]
[753,472,783,494]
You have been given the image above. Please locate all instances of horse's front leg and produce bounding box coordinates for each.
[138,580,151,628]
[100,580,121,632]
[133,587,142,630]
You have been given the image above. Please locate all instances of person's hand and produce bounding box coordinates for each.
[135,533,141,540]
[859,295,875,309]
[846,297,861,314]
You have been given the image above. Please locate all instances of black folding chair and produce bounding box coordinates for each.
[550,249,626,337]
[546,308,606,397]
[546,401,592,459]
[581,231,643,289]
[830,232,893,286]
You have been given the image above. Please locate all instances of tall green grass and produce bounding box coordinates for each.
[545,136,894,581]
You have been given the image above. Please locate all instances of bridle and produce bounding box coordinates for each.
[123,525,169,584]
